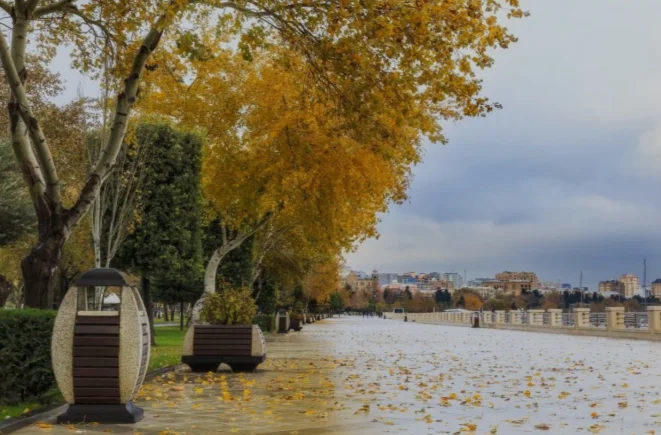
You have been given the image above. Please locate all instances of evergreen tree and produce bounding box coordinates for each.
[116,123,204,333]
[330,291,345,314]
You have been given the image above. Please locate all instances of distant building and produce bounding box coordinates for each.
[651,279,661,297]
[341,271,377,292]
[540,281,562,292]
[375,272,399,286]
[465,286,503,299]
[467,278,491,287]
[482,271,539,296]
[398,274,416,284]
[427,272,441,280]
[619,274,639,299]
[442,272,464,290]
[599,280,624,296]
[561,283,572,289]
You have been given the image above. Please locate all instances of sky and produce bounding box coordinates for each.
[47,1,661,290]
[345,0,661,290]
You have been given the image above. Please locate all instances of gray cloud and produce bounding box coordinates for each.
[347,0,661,290]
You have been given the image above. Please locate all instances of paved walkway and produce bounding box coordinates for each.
[18,317,661,434]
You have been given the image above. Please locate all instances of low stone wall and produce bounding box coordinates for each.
[383,307,661,342]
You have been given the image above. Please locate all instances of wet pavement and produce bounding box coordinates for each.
[17,317,661,434]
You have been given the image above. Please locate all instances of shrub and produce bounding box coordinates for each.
[200,287,256,325]
[253,314,275,333]
[290,301,305,320]
[0,309,57,404]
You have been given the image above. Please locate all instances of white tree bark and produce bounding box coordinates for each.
[203,216,273,294]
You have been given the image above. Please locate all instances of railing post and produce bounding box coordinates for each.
[606,307,625,331]
[528,309,543,326]
[495,311,505,324]
[511,311,522,325]
[547,309,562,327]
[463,312,471,324]
[647,306,661,334]
[574,308,590,328]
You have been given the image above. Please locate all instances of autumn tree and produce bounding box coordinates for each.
[0,0,525,307]
[139,5,526,297]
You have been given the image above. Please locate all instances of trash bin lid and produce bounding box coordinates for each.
[75,268,129,286]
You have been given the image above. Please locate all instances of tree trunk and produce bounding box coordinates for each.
[0,274,14,307]
[170,304,176,323]
[140,276,156,345]
[21,225,67,309]
[179,301,184,331]
[163,304,169,321]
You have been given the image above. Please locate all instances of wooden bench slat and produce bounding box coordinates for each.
[73,347,119,357]
[74,325,120,335]
[74,357,119,368]
[73,368,119,378]
[75,397,120,404]
[194,338,252,344]
[74,336,120,346]
[75,316,120,325]
[73,378,119,388]
[74,387,120,397]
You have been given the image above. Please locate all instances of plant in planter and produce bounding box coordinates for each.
[289,302,305,332]
[182,287,266,373]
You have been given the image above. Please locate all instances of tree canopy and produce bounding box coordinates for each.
[0,0,525,306]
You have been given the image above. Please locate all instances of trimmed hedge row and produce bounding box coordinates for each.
[0,309,56,404]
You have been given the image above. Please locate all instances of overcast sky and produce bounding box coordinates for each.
[346,0,661,290]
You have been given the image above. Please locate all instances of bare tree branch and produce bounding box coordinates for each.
[33,0,75,17]
[0,23,61,205]
[0,1,13,15]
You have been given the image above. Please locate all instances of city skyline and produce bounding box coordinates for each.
[345,265,654,293]
[346,0,661,290]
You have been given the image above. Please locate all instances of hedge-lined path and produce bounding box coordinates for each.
[18,317,661,434]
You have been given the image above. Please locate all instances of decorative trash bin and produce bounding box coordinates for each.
[52,268,150,423]
[277,309,290,333]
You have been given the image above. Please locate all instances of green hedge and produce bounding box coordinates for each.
[0,309,56,404]
[253,314,275,333]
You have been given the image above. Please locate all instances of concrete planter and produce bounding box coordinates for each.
[51,268,150,424]
[290,318,303,331]
[182,324,266,373]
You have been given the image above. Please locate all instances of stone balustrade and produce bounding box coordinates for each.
[383,306,661,342]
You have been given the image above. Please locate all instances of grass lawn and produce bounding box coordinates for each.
[154,316,182,324]
[0,388,62,420]
[1,402,41,420]
[148,325,186,372]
